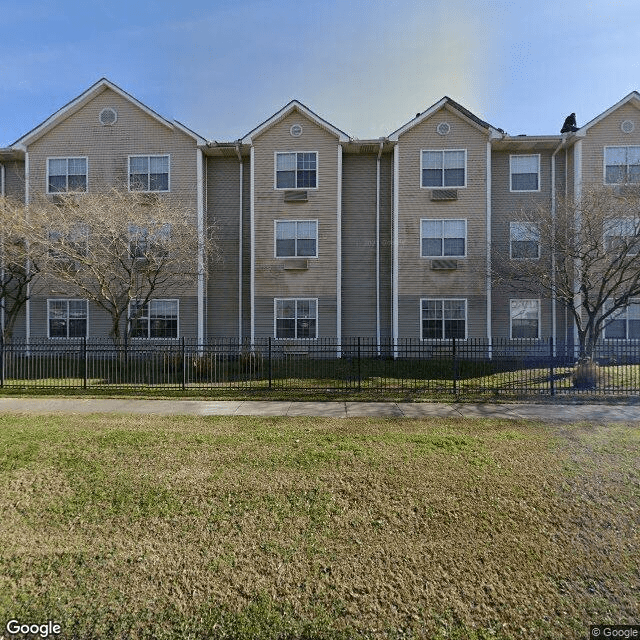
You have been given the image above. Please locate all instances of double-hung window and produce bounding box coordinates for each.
[128,223,171,259]
[603,217,640,254]
[510,155,540,191]
[510,299,540,339]
[275,152,317,189]
[421,299,466,339]
[129,155,170,192]
[604,146,640,184]
[48,299,88,338]
[275,298,317,339]
[604,300,640,339]
[47,157,87,193]
[421,150,466,188]
[129,299,178,339]
[48,224,89,261]
[275,220,317,257]
[421,219,466,257]
[510,222,540,259]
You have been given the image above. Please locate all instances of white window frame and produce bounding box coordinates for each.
[274,151,318,190]
[604,299,640,340]
[128,155,170,192]
[509,299,541,340]
[420,219,467,258]
[273,298,318,339]
[47,299,89,339]
[603,217,640,255]
[128,223,171,259]
[46,157,88,194]
[509,154,540,192]
[420,149,467,189]
[604,146,640,185]
[128,299,179,339]
[48,224,89,261]
[420,298,467,341]
[510,222,540,260]
[274,220,318,258]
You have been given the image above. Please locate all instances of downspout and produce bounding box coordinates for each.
[573,139,583,359]
[486,140,492,358]
[392,145,399,357]
[25,152,30,345]
[250,146,255,347]
[235,143,243,343]
[376,140,383,355]
[196,149,205,348]
[1,163,5,336]
[336,145,342,356]
[550,139,564,356]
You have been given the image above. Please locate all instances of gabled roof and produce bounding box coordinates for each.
[12,78,206,149]
[388,96,503,141]
[574,91,640,136]
[241,100,350,144]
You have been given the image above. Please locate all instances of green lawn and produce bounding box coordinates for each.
[1,414,638,639]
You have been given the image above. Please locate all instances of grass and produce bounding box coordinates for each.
[0,414,638,639]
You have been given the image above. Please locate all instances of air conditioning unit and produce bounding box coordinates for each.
[283,259,308,270]
[431,189,458,201]
[431,259,458,270]
[284,190,308,202]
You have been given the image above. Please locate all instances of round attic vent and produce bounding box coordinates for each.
[621,119,635,134]
[436,122,451,135]
[290,124,303,137]
[99,108,118,126]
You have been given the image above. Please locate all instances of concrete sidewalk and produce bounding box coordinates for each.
[0,397,639,423]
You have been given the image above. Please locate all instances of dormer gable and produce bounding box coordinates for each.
[573,91,640,138]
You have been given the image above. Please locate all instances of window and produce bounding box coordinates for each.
[603,217,640,255]
[128,223,171,259]
[129,299,178,339]
[275,298,317,339]
[510,299,540,339]
[421,219,466,257]
[48,225,89,260]
[421,299,466,339]
[510,222,540,259]
[604,300,640,339]
[47,157,87,193]
[48,299,88,338]
[510,155,540,191]
[604,146,640,184]
[421,150,466,188]
[129,155,170,191]
[275,152,317,189]
[275,220,317,257]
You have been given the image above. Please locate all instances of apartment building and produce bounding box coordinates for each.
[1,79,639,346]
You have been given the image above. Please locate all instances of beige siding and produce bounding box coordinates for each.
[396,105,488,338]
[3,160,25,200]
[252,109,340,338]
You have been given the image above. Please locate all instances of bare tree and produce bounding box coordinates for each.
[494,184,640,361]
[0,196,48,340]
[31,189,216,343]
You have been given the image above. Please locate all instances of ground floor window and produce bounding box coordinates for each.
[129,299,179,338]
[275,298,317,338]
[421,299,466,339]
[48,299,88,338]
[510,299,540,339]
[604,300,640,339]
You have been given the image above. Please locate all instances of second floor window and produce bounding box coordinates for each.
[276,152,317,189]
[47,157,87,193]
[128,223,171,259]
[129,155,170,192]
[604,146,640,184]
[275,220,317,257]
[421,150,466,188]
[421,219,466,257]
[510,222,540,259]
[510,155,540,191]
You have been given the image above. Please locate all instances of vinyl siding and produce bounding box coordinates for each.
[396,105,488,338]
[3,160,25,200]
[251,110,340,338]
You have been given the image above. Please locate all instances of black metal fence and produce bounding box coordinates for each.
[1,336,640,397]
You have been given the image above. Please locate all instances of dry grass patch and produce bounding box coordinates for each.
[0,413,638,639]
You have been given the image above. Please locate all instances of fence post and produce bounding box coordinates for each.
[549,337,555,396]
[181,336,186,391]
[268,336,272,389]
[358,337,362,392]
[452,337,458,395]
[83,337,88,390]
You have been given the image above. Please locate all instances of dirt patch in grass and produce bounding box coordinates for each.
[0,414,638,639]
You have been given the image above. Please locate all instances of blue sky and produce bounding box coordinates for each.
[1,0,639,147]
